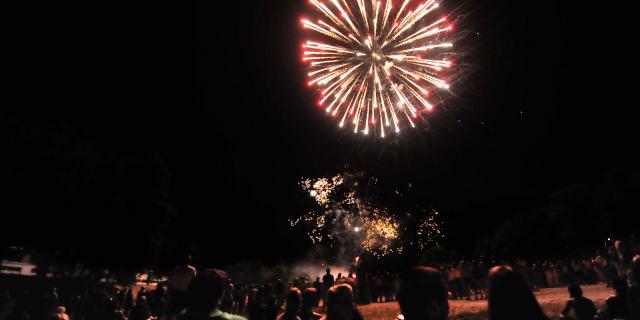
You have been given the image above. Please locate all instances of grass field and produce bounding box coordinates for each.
[357,284,613,320]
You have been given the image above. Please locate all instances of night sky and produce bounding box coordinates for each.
[3,0,639,267]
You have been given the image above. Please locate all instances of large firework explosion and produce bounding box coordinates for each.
[301,0,455,136]
[290,172,444,258]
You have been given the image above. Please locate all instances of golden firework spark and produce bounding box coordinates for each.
[301,175,344,206]
[301,0,454,137]
[362,209,399,257]
[417,209,444,249]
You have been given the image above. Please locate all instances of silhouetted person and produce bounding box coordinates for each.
[300,288,322,320]
[130,296,151,320]
[169,255,197,317]
[152,284,168,316]
[124,288,134,312]
[396,266,449,320]
[275,279,287,307]
[488,266,549,320]
[561,284,596,320]
[138,287,148,300]
[247,288,262,320]
[265,294,279,320]
[312,278,322,307]
[321,284,362,320]
[277,288,301,320]
[180,269,245,320]
[221,285,234,313]
[629,256,640,320]
[233,284,246,315]
[323,269,335,288]
[602,278,630,320]
[322,269,334,311]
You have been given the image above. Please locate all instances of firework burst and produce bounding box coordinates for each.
[291,172,444,258]
[416,209,444,249]
[301,0,455,136]
[362,209,400,257]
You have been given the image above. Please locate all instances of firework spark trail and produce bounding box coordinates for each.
[302,0,454,136]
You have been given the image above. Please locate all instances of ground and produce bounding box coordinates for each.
[357,284,613,320]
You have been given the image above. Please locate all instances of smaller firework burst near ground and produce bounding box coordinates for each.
[290,171,444,259]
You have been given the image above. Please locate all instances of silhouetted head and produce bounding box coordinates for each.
[186,269,227,313]
[631,256,640,285]
[326,284,357,320]
[488,266,548,320]
[568,284,583,298]
[397,266,449,320]
[284,288,302,314]
[302,287,318,309]
[180,254,192,267]
[612,278,627,295]
[326,268,331,274]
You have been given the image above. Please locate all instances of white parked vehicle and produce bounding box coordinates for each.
[0,260,37,276]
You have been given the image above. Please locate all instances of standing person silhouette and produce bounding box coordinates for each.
[167,255,197,318]
[322,269,335,311]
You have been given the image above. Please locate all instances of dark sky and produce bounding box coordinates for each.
[3,0,639,266]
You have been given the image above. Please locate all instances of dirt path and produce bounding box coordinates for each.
[358,284,613,320]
